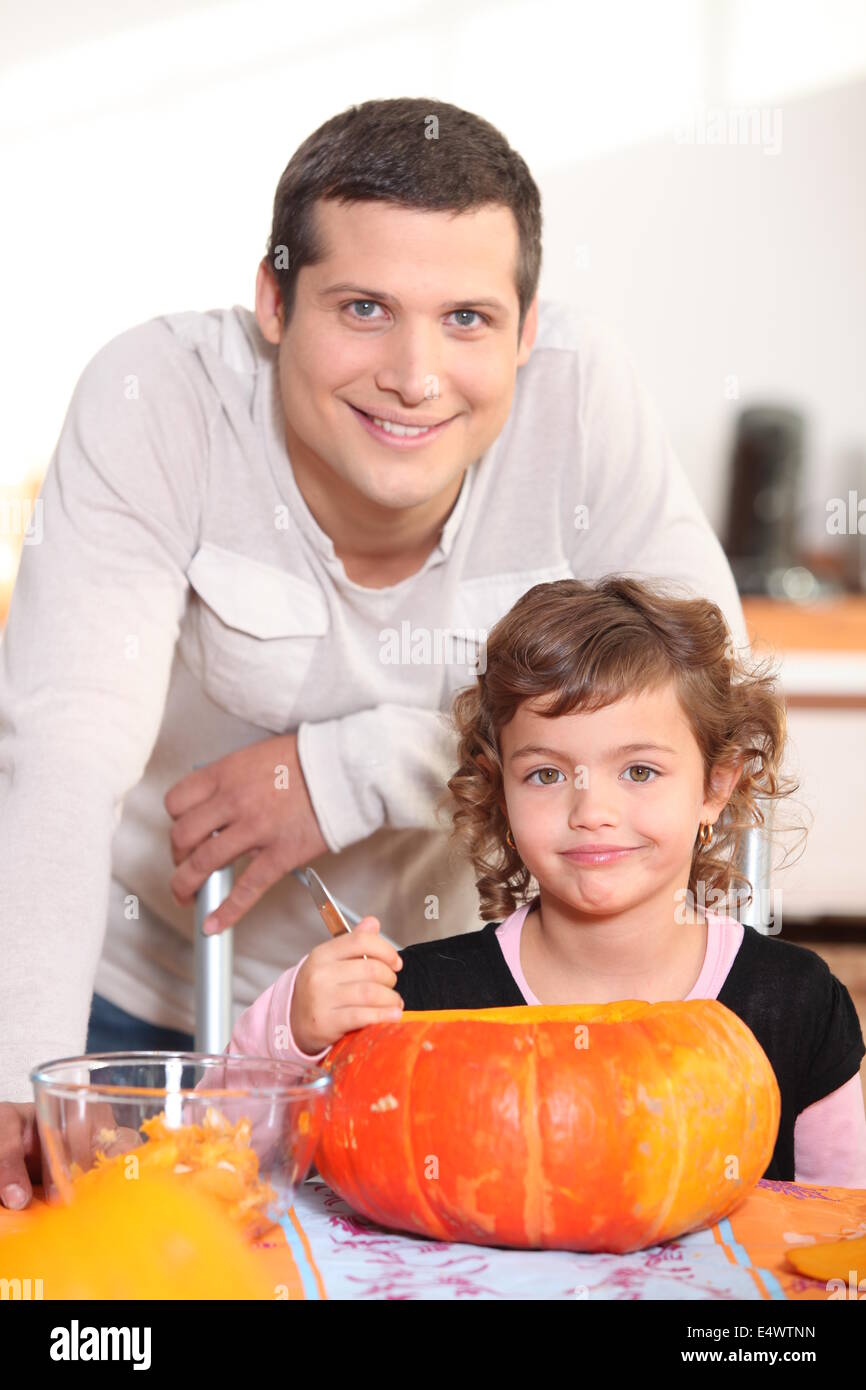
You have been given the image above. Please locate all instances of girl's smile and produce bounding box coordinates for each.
[560,844,647,866]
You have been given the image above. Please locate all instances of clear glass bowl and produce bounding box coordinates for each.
[30,1052,332,1240]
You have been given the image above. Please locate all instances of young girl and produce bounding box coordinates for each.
[228,575,866,1186]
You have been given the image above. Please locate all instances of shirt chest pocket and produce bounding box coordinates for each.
[183,542,329,732]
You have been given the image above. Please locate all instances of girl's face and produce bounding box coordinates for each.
[497,679,734,919]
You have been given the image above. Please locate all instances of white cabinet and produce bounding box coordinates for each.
[772,703,866,920]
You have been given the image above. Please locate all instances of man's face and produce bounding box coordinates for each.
[256,198,537,514]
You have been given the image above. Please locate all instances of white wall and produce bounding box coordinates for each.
[2,0,865,556]
[543,75,866,544]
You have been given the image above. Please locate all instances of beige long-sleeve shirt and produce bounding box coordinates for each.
[0,298,749,1100]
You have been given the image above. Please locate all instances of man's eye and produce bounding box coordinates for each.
[526,767,564,786]
[344,300,384,320]
[447,309,489,329]
[341,302,489,328]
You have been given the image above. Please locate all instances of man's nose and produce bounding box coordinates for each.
[374,319,443,404]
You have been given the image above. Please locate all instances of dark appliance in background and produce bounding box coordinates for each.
[723,405,806,596]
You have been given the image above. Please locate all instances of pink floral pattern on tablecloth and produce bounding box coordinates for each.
[287,1182,784,1301]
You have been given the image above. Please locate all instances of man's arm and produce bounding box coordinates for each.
[297,703,458,854]
[567,317,750,653]
[0,321,212,1100]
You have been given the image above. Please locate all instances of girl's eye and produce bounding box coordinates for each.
[525,766,658,786]
[624,765,658,783]
[526,767,565,786]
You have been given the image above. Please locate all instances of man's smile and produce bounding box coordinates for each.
[346,401,457,447]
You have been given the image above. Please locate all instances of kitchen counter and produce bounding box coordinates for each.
[742,595,866,706]
[740,595,866,919]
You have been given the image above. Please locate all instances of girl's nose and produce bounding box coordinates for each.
[567,791,619,829]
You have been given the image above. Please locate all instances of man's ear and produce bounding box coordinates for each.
[255,257,283,345]
[516,294,539,367]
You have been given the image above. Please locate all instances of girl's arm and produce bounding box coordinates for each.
[793,1073,866,1187]
[227,956,331,1064]
[225,957,331,1184]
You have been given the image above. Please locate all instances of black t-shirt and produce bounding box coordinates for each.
[394,915,865,1181]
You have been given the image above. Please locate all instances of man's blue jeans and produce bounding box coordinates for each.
[86,992,195,1053]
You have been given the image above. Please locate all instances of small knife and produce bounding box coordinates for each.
[302,866,368,960]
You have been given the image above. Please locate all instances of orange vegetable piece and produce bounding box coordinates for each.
[69,1105,280,1240]
[786,1235,866,1287]
[0,1164,276,1299]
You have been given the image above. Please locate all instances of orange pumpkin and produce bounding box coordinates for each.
[314,1001,780,1253]
[0,1164,276,1300]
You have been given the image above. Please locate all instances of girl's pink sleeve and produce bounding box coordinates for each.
[227,955,330,1064]
[793,1073,866,1187]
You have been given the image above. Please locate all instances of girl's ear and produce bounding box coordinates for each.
[475,753,494,779]
[704,759,745,819]
[475,754,507,816]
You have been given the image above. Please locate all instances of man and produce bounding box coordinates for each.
[0,96,748,1205]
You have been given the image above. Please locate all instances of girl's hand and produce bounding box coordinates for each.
[291,917,404,1055]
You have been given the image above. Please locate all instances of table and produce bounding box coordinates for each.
[3,1177,864,1300]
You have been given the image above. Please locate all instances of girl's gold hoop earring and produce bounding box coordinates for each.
[698,821,714,847]
[505,825,516,850]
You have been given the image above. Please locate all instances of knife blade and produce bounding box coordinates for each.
[302,866,368,960]
[303,867,352,936]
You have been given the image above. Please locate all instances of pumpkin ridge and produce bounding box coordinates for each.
[403,1020,453,1241]
[522,1024,543,1245]
[631,1015,689,1248]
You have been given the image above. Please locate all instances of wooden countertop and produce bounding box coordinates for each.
[741,596,866,708]
[742,595,866,651]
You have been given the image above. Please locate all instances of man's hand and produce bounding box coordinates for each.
[0,1101,141,1208]
[164,733,328,936]
[0,1102,42,1208]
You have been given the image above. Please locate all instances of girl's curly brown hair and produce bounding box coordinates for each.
[434,575,806,922]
